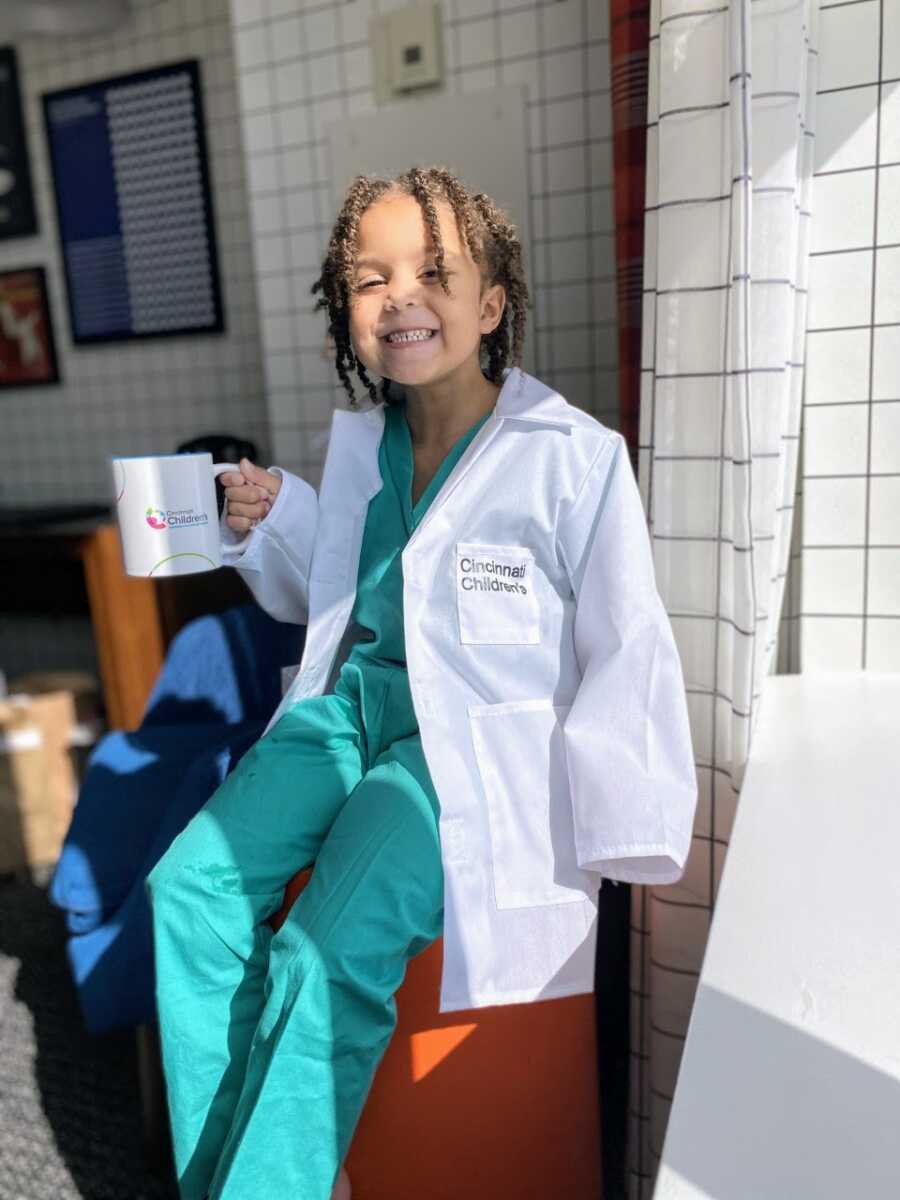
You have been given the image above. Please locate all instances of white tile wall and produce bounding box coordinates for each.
[0,0,269,508]
[792,0,900,671]
[228,0,617,488]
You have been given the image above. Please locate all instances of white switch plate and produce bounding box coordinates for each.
[371,1,443,105]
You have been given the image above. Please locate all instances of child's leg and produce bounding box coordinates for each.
[145,691,366,1200]
[203,730,444,1200]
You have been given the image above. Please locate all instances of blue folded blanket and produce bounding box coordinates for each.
[50,723,261,933]
[48,604,304,1033]
[56,723,262,1032]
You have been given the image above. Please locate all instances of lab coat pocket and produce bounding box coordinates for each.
[455,542,541,645]
[309,508,357,586]
[468,698,594,909]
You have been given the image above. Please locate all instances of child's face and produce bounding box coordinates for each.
[348,191,505,392]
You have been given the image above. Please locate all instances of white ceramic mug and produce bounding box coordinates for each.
[111,452,251,577]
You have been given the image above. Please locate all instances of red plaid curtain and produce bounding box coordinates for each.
[607,6,651,1197]
[610,1,650,462]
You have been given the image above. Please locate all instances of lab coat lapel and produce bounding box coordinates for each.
[319,406,385,513]
[407,412,502,545]
[318,367,578,538]
[406,367,576,544]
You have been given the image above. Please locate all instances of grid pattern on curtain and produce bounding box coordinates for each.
[629,2,819,1193]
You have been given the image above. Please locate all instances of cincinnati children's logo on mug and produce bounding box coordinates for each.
[145,504,209,531]
[112,453,252,578]
[145,507,168,530]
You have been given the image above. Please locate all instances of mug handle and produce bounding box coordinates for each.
[213,461,257,553]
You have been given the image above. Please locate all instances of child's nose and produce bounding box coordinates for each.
[384,278,421,309]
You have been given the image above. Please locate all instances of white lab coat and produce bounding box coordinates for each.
[222,366,698,1012]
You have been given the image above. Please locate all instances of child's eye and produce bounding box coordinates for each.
[357,279,383,290]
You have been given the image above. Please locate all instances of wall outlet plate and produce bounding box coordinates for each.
[371,1,443,104]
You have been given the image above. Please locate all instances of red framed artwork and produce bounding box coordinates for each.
[0,266,60,387]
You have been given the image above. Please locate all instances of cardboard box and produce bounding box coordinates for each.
[0,691,78,875]
[8,670,102,724]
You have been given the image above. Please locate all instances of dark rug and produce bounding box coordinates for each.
[0,873,178,1200]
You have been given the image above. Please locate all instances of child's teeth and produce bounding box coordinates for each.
[389,329,433,342]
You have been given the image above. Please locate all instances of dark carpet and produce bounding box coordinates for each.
[0,872,178,1200]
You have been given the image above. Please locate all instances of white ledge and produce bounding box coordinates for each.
[655,673,900,1200]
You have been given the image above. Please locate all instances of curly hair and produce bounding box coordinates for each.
[311,165,530,407]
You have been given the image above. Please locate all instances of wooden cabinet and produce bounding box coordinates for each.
[0,513,250,731]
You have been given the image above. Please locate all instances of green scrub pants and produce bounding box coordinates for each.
[145,658,444,1200]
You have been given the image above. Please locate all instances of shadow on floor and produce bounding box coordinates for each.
[0,871,179,1200]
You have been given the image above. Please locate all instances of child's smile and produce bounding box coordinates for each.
[379,325,440,356]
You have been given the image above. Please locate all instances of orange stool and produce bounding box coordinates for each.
[269,867,603,1199]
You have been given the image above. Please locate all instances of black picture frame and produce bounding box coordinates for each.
[0,265,61,388]
[41,59,225,345]
[0,46,39,240]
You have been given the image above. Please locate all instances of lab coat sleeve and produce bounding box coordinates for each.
[556,431,698,885]
[219,466,318,625]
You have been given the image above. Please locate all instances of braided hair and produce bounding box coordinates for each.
[311,165,530,407]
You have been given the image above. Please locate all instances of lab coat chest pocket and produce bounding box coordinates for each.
[468,698,594,909]
[455,541,541,645]
[309,508,357,586]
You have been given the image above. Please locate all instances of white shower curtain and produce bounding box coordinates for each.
[628,1,819,1194]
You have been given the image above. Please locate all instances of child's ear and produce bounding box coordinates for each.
[480,282,506,336]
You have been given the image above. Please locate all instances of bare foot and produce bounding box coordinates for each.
[331,1165,352,1200]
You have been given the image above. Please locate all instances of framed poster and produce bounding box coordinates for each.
[42,60,225,345]
[0,267,60,388]
[0,46,38,240]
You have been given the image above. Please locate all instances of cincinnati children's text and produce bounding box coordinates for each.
[458,554,529,595]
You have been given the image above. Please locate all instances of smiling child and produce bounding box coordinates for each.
[145,165,697,1200]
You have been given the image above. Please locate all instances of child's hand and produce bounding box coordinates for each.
[219,458,283,532]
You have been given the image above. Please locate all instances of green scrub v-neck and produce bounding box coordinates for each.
[345,399,493,669]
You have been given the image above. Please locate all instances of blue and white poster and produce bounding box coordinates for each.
[42,60,224,343]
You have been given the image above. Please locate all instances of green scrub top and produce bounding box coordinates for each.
[345,398,493,670]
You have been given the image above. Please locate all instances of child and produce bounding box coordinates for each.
[146,165,697,1200]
